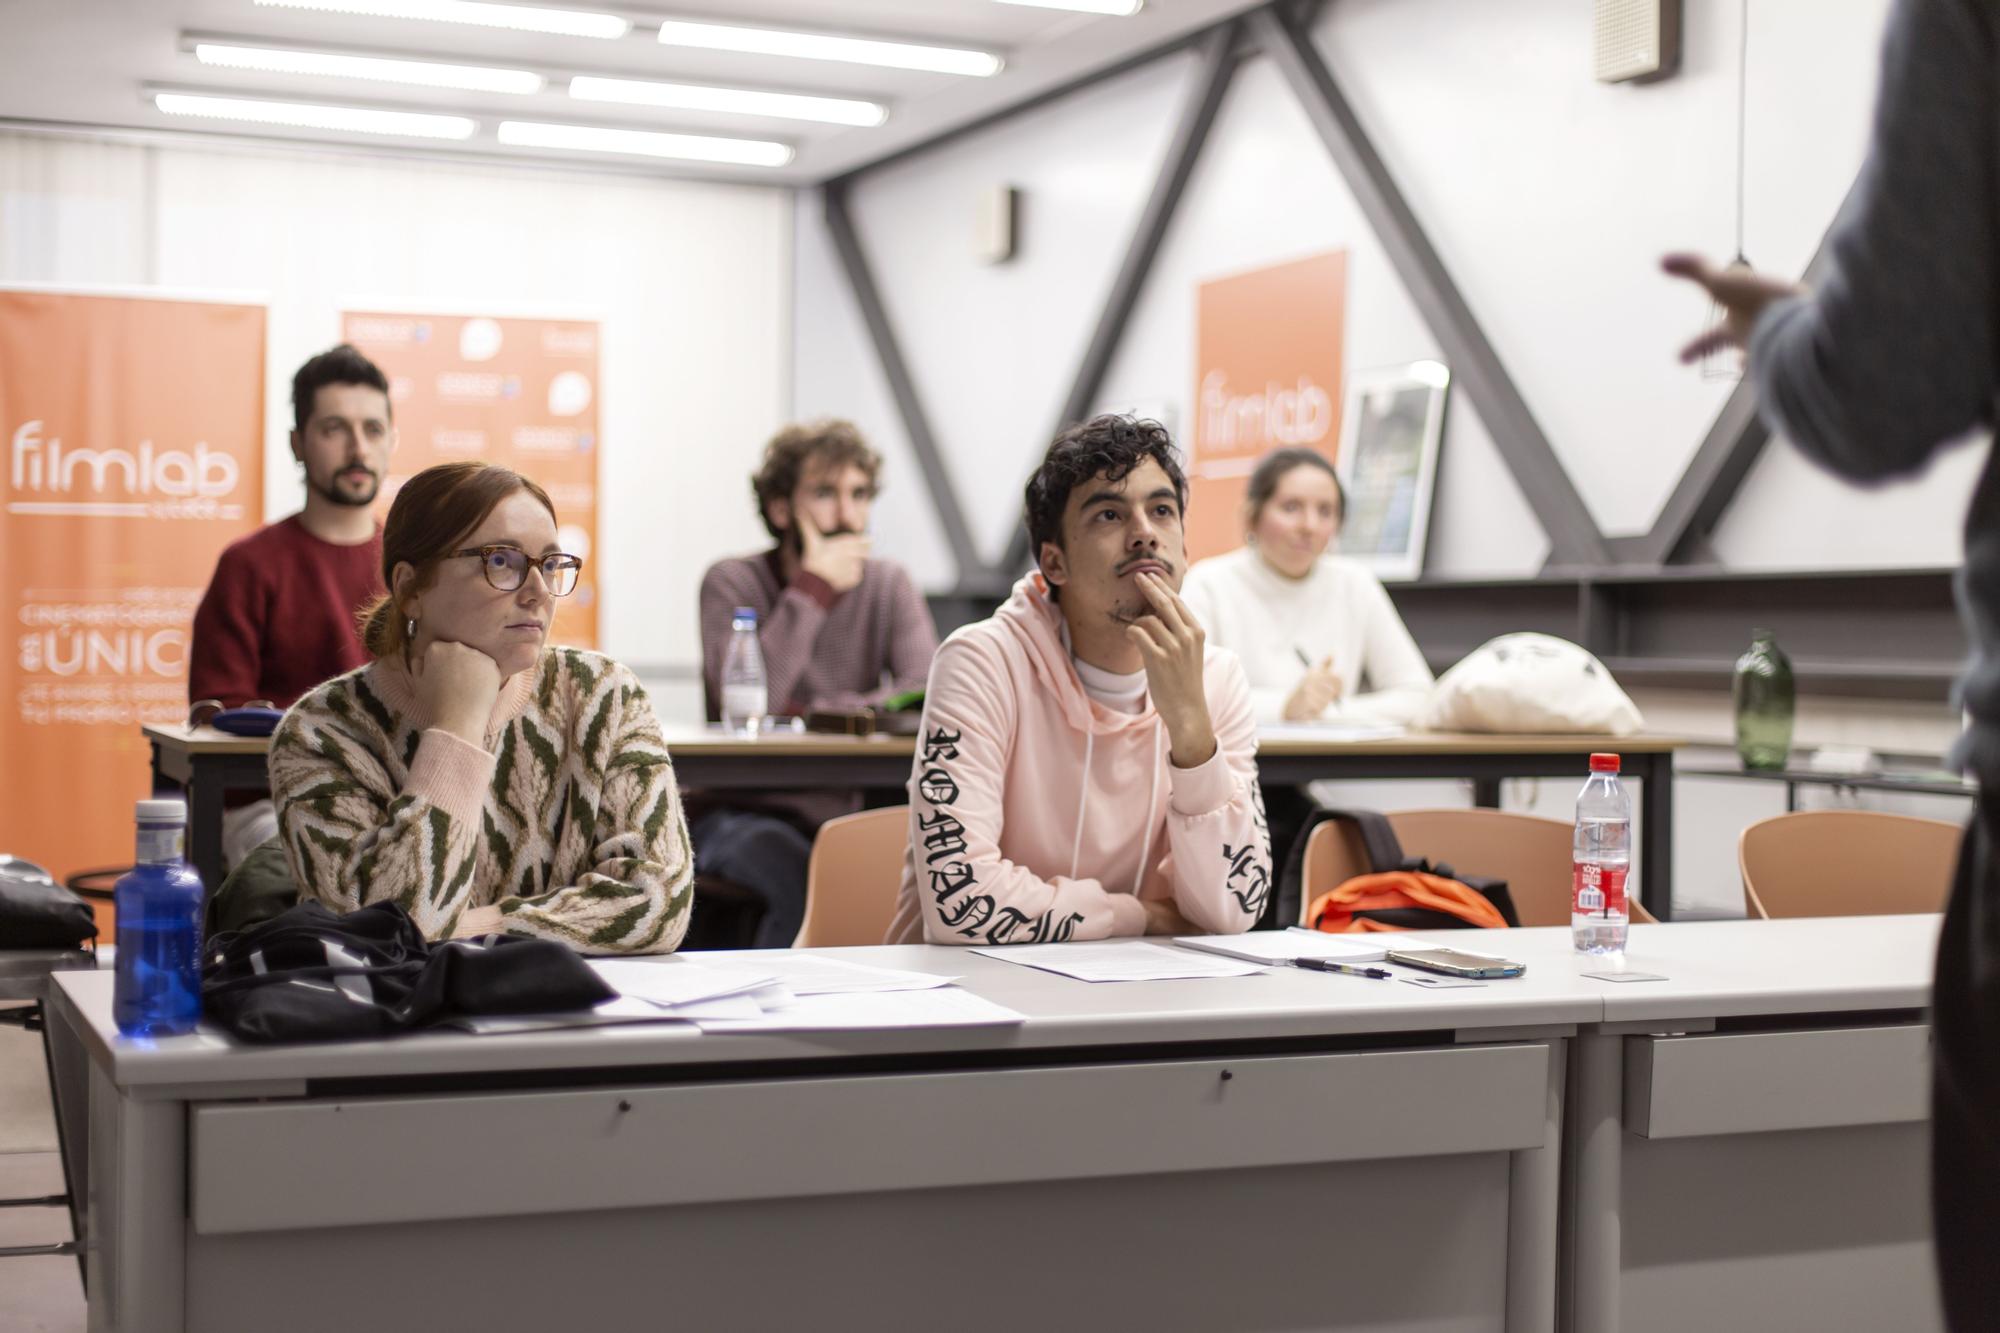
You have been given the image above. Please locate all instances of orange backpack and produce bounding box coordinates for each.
[1283,809,1521,934]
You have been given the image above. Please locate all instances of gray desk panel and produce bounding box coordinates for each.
[192,1042,1550,1234]
[1624,1025,1931,1139]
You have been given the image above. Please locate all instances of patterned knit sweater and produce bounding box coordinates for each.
[269,647,693,954]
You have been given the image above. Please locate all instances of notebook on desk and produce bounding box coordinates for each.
[1172,930,1393,965]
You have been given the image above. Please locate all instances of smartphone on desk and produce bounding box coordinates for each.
[1384,947,1526,980]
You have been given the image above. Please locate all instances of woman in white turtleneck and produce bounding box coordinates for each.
[1182,448,1433,726]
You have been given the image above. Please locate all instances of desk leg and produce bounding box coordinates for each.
[1564,1032,1623,1333]
[1638,757,1674,921]
[148,741,167,800]
[188,762,226,900]
[1473,777,1504,809]
[1507,1037,1565,1333]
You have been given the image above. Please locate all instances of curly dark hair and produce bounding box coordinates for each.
[1024,416,1189,599]
[750,419,882,540]
[291,344,390,439]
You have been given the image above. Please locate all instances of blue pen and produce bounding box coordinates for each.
[1293,958,1391,979]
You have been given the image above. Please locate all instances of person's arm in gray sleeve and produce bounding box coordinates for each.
[1750,0,1997,480]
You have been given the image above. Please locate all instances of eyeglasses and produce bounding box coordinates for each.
[451,545,583,596]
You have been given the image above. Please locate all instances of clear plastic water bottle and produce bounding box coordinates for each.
[113,798,205,1037]
[720,606,768,736]
[1572,753,1632,955]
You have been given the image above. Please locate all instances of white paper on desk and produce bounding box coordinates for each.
[694,986,1025,1032]
[745,953,959,995]
[1174,932,1391,965]
[452,995,697,1035]
[589,958,775,1008]
[973,942,1266,982]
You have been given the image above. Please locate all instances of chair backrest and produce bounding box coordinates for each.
[795,805,910,948]
[1739,809,1960,919]
[1301,808,1639,928]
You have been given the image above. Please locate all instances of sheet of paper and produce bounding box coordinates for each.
[1174,932,1390,965]
[747,953,959,995]
[453,995,697,1035]
[693,986,1026,1032]
[1396,974,1485,989]
[972,942,1266,982]
[589,958,776,1008]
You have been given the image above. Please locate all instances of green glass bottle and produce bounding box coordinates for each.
[1733,629,1795,771]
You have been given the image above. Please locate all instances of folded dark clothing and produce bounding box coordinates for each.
[202,900,614,1044]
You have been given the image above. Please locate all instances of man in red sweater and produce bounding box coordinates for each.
[694,420,938,946]
[189,344,391,867]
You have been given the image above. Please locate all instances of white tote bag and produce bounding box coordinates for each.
[1420,633,1644,735]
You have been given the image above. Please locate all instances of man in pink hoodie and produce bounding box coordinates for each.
[887,416,1271,946]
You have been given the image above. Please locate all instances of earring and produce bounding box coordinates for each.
[406,616,418,639]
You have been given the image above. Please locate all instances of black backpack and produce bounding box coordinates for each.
[202,901,613,1043]
[1274,809,1522,932]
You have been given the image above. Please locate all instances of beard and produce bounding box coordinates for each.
[313,467,381,508]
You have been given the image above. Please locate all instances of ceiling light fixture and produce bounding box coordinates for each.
[152,90,477,139]
[567,75,885,127]
[991,0,1143,13]
[497,120,793,167]
[654,19,1002,77]
[193,41,544,94]
[251,0,629,41]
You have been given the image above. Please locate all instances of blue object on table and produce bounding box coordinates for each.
[209,706,285,736]
[113,799,204,1037]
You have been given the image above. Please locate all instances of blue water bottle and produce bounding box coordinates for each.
[112,799,205,1037]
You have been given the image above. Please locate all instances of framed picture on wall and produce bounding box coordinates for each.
[1335,360,1449,582]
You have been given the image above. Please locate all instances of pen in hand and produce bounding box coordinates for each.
[1294,958,1392,979]
[1293,645,1312,669]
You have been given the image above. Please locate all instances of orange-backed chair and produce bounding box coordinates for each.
[794,806,910,948]
[1739,809,1960,919]
[1300,808,1661,927]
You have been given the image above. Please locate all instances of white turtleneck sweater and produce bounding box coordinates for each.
[1181,547,1433,726]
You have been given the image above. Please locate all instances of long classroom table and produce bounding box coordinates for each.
[49,914,1938,1333]
[144,723,1684,917]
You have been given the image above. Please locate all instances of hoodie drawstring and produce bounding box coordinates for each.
[1131,729,1162,897]
[1069,728,1094,880]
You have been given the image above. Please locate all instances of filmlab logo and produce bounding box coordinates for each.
[8,420,241,519]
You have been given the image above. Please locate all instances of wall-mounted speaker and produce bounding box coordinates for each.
[1594,0,1682,84]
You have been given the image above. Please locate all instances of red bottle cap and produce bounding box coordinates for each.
[1589,753,1621,773]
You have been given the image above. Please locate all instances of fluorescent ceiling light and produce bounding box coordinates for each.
[568,75,884,127]
[655,20,1002,77]
[193,42,544,94]
[252,0,629,40]
[991,0,1142,13]
[497,120,792,167]
[153,91,477,139]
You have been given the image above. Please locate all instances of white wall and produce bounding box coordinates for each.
[792,0,1972,584]
[0,128,791,713]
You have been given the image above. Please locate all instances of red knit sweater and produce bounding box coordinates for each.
[188,515,384,710]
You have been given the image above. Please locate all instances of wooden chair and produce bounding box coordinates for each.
[1739,809,1961,919]
[795,806,910,948]
[1301,808,1660,928]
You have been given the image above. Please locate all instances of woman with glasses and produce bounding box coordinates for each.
[266,461,693,953]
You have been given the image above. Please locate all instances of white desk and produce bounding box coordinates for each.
[1561,916,1941,1333]
[48,918,1942,1333]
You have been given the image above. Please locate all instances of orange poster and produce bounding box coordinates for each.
[341,312,600,649]
[0,290,265,882]
[1187,251,1347,561]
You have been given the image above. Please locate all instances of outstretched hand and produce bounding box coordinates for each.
[1662,253,1805,364]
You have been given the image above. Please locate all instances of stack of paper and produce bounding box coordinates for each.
[457,954,1022,1035]
[1172,931,1393,966]
[972,942,1267,982]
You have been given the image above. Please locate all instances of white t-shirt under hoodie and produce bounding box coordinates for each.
[1181,547,1434,726]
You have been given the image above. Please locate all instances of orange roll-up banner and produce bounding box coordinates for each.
[0,290,265,881]
[1186,250,1347,563]
[341,312,600,649]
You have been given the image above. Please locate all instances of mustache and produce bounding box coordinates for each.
[1115,553,1175,576]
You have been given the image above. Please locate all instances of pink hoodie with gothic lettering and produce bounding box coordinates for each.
[885,573,1272,946]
